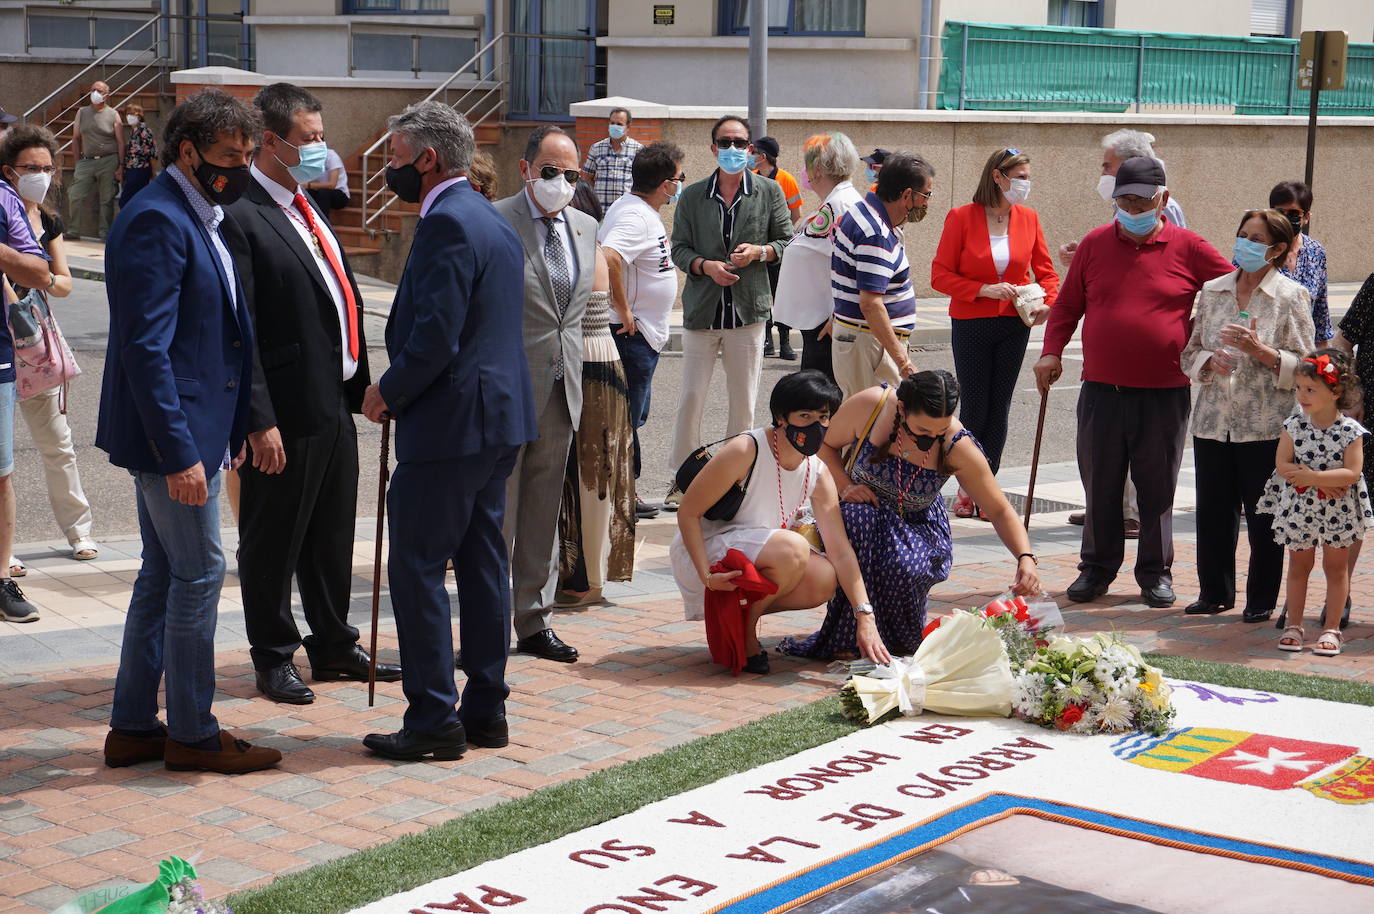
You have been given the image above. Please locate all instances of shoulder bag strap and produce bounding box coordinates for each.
[845,386,892,476]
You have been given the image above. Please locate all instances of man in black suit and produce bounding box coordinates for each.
[225,83,400,704]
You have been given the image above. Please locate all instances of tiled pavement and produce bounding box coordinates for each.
[3,456,1372,913]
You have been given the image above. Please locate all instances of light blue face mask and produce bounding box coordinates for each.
[277,138,329,184]
[1233,237,1273,273]
[747,153,758,170]
[865,166,876,184]
[1114,204,1159,236]
[717,147,749,175]
[668,179,682,203]
[608,123,626,141]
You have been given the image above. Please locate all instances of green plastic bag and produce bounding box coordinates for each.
[89,857,197,914]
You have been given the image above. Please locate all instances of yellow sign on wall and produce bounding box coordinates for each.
[653,5,675,26]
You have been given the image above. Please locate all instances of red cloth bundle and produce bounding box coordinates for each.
[703,549,778,675]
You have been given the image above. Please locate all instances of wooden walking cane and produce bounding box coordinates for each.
[368,416,391,707]
[1023,388,1049,531]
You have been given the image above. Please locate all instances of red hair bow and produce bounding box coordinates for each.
[1304,354,1340,388]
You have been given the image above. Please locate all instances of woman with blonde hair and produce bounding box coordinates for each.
[467,149,499,201]
[772,132,863,379]
[932,147,1058,519]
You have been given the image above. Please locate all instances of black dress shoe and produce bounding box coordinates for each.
[635,497,660,519]
[516,628,579,662]
[1067,572,1111,603]
[1184,600,1230,615]
[308,643,402,682]
[1242,606,1274,623]
[255,662,315,704]
[363,723,466,762]
[454,649,462,669]
[742,650,770,674]
[1140,583,1176,608]
[463,713,509,748]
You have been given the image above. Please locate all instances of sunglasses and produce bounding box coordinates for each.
[713,137,750,150]
[665,172,686,184]
[538,165,580,185]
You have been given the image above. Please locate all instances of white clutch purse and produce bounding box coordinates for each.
[1013,282,1046,327]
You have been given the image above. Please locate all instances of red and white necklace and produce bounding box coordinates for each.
[768,428,812,530]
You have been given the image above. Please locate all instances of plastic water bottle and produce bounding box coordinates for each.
[1217,310,1249,386]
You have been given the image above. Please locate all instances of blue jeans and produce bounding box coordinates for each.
[0,381,14,477]
[611,326,661,479]
[111,468,226,744]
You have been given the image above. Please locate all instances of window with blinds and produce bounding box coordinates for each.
[1251,0,1289,37]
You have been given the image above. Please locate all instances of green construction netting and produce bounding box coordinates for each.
[939,21,1374,115]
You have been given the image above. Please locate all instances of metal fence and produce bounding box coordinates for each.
[939,21,1374,116]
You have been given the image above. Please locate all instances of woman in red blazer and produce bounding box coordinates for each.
[931,148,1059,517]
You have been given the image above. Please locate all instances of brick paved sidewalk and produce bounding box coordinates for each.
[2,461,1372,913]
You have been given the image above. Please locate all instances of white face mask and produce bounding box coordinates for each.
[90,90,105,105]
[529,173,576,213]
[126,114,139,126]
[15,171,52,204]
[1003,177,1031,206]
[1096,174,1116,202]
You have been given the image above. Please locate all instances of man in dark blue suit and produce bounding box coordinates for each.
[96,89,281,775]
[361,101,536,762]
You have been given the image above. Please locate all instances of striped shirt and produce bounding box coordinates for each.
[708,169,754,330]
[831,191,915,330]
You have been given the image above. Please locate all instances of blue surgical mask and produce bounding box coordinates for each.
[865,166,876,184]
[1114,204,1159,236]
[608,123,626,141]
[717,147,749,175]
[1234,237,1273,273]
[668,179,682,203]
[276,138,329,184]
[747,153,758,170]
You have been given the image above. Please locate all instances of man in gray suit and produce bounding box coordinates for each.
[492,126,594,663]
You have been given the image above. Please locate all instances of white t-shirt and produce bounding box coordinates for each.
[325,149,348,196]
[772,180,864,330]
[597,192,677,352]
[990,232,1010,277]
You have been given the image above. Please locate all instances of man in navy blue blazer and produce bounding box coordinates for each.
[96,90,281,775]
[361,101,536,762]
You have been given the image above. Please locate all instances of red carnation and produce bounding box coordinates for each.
[1055,704,1085,730]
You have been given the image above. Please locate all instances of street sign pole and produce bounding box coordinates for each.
[1303,30,1324,190]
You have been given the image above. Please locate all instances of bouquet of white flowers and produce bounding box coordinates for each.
[1011,632,1175,735]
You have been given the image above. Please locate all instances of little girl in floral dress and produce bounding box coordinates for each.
[1256,349,1373,656]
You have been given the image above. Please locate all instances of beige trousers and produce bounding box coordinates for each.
[18,388,93,544]
[831,325,906,400]
[668,324,766,471]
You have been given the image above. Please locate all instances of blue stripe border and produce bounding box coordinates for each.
[714,793,1374,913]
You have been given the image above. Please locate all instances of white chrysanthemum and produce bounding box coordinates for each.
[1098,695,1134,730]
[1012,674,1047,715]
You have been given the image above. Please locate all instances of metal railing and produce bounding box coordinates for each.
[939,21,1374,116]
[22,12,171,157]
[359,31,507,231]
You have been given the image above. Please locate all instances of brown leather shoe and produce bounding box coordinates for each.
[164,731,282,774]
[104,729,167,767]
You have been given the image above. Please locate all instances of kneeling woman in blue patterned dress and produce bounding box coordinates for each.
[781,371,1040,660]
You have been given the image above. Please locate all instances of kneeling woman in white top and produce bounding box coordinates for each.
[671,371,889,674]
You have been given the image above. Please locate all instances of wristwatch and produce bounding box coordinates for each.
[852,602,874,616]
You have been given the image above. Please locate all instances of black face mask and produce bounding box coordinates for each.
[385,155,426,204]
[1284,211,1304,234]
[191,148,250,206]
[785,421,825,457]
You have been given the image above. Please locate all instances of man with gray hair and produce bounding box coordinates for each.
[361,101,536,761]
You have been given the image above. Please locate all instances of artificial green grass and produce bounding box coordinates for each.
[228,656,1372,914]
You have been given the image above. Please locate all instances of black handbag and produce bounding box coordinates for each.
[674,433,759,521]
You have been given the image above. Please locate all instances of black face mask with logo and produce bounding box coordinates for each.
[192,147,251,206]
[785,421,826,457]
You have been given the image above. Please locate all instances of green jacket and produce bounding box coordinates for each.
[670,169,793,329]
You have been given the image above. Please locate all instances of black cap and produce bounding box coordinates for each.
[1113,156,1167,198]
[861,147,891,166]
[0,108,16,125]
[753,136,779,160]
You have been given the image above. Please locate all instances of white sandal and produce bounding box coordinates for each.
[70,538,99,561]
[7,556,25,577]
[1313,628,1343,657]
[1277,625,1303,653]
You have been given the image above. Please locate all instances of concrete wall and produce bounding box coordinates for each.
[571,101,1374,292]
[1295,0,1374,42]
[255,25,351,78]
[1105,0,1252,35]
[607,0,715,37]
[0,62,99,120]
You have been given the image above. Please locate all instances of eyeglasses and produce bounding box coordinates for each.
[713,138,750,150]
[10,164,56,175]
[666,172,686,184]
[539,165,580,185]
[911,187,934,201]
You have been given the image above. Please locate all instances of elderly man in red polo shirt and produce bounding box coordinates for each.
[1035,157,1232,609]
